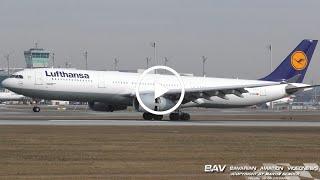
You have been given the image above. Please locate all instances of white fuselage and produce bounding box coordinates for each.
[2,68,289,108]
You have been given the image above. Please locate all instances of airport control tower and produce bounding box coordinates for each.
[24,45,50,68]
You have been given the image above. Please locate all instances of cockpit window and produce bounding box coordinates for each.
[9,75,23,79]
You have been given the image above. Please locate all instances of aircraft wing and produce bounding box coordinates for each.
[162,81,281,102]
[133,80,281,102]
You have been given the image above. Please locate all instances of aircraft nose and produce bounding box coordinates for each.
[1,78,12,89]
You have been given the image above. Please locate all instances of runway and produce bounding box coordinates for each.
[1,119,320,126]
[1,105,320,126]
[1,106,320,179]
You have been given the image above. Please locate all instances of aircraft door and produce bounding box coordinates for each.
[98,73,105,88]
[259,88,266,96]
[34,71,43,85]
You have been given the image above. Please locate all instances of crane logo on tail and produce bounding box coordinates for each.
[291,51,308,70]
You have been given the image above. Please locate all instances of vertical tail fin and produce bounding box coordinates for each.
[260,39,318,83]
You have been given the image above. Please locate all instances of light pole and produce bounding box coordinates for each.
[151,42,157,73]
[151,42,157,65]
[51,53,55,67]
[164,57,169,66]
[5,54,10,76]
[202,56,207,77]
[267,43,273,109]
[114,58,119,70]
[146,57,151,68]
[4,52,14,76]
[268,43,272,73]
[84,51,88,70]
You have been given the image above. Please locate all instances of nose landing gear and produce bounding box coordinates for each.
[31,99,41,112]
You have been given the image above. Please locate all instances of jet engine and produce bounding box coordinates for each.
[133,94,176,112]
[88,101,127,112]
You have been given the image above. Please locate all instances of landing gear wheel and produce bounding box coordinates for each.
[180,113,190,121]
[169,112,190,121]
[153,115,163,120]
[143,112,153,120]
[33,106,40,112]
[107,105,114,112]
[169,113,180,121]
[143,113,163,120]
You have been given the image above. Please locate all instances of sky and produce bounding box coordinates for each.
[0,0,319,83]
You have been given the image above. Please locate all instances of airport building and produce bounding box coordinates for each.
[24,47,50,68]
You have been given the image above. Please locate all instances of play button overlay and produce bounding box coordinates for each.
[154,81,169,99]
[135,65,185,115]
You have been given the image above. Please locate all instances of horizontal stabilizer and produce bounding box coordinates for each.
[285,84,320,94]
[284,74,302,83]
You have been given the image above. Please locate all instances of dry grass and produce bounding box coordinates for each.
[0,126,320,179]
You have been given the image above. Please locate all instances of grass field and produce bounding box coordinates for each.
[0,125,320,179]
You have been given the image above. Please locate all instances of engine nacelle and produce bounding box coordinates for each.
[133,94,176,112]
[88,101,127,112]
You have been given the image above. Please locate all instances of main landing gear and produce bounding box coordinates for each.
[142,112,190,121]
[33,106,40,112]
[169,112,190,121]
[143,112,163,120]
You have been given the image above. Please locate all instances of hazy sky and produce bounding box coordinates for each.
[0,0,319,83]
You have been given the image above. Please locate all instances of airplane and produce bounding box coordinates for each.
[0,88,27,102]
[1,39,318,120]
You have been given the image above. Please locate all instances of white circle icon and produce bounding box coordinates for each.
[135,66,185,115]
